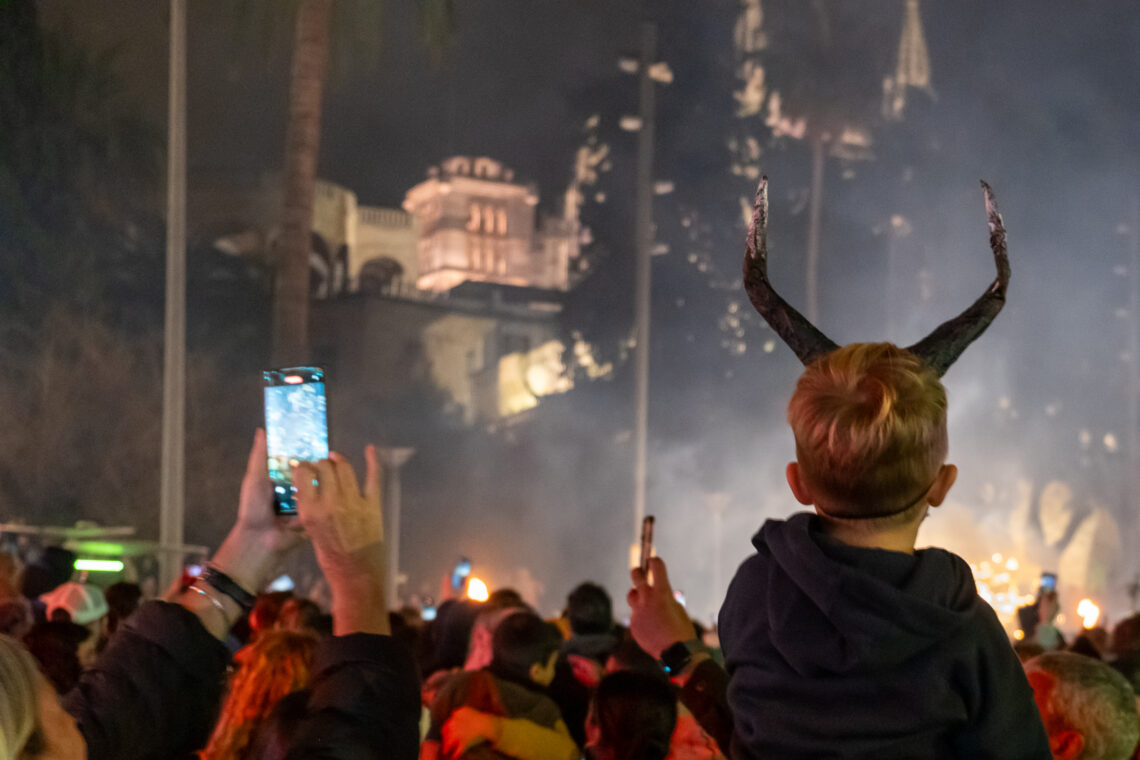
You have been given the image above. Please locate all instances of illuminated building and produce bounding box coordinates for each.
[403,156,578,293]
[202,157,582,425]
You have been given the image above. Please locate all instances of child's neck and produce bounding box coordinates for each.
[817,515,921,555]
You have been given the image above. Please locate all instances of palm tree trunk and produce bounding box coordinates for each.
[273,0,332,366]
[805,132,826,324]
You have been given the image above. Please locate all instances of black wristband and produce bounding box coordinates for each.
[200,566,256,612]
[660,638,703,675]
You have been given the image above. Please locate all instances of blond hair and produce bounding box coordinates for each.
[787,343,948,520]
[200,631,318,760]
[0,635,39,760]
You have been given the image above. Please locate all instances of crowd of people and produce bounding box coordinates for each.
[3,342,1140,759]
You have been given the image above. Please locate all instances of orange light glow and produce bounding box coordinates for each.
[284,375,304,384]
[467,577,489,602]
[1077,599,1100,629]
[1013,629,1025,641]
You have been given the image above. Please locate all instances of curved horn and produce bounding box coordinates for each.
[743,177,839,365]
[905,180,1010,376]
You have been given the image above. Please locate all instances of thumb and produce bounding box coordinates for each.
[246,429,267,478]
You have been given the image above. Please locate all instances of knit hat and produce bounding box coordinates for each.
[40,582,108,626]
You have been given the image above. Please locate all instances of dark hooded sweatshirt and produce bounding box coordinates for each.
[718,513,1051,760]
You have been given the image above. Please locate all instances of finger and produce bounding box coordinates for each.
[314,458,339,500]
[363,445,381,504]
[631,564,649,592]
[647,557,672,591]
[246,429,267,478]
[293,462,319,519]
[627,587,640,609]
[328,452,362,502]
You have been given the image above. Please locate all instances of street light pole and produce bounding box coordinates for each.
[378,447,415,607]
[159,0,187,590]
[632,19,658,544]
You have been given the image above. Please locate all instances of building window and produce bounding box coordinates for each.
[467,203,481,232]
[497,208,508,236]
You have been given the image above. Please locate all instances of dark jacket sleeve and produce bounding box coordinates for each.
[952,606,1053,759]
[679,657,733,755]
[64,601,230,760]
[283,632,422,760]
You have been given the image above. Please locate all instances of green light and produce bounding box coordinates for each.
[70,541,126,556]
[74,559,124,573]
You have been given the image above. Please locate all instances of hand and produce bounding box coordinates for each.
[295,446,388,635]
[567,654,605,688]
[211,430,304,597]
[441,707,502,757]
[627,556,696,658]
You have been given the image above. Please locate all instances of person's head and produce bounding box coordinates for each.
[785,342,957,529]
[103,582,142,636]
[0,634,83,760]
[20,548,75,601]
[426,599,482,674]
[605,638,665,678]
[1014,640,1046,664]
[566,582,613,636]
[249,591,293,639]
[38,582,107,667]
[486,588,526,610]
[586,670,677,760]
[465,602,529,672]
[23,622,89,694]
[490,611,563,687]
[1110,613,1140,658]
[1024,651,1140,760]
[275,597,323,636]
[201,630,319,760]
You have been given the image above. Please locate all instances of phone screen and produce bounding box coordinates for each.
[451,558,472,593]
[1040,572,1057,591]
[264,367,329,515]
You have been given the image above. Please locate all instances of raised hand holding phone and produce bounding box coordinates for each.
[628,556,694,659]
[294,447,389,636]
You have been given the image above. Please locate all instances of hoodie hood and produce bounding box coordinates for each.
[752,512,978,676]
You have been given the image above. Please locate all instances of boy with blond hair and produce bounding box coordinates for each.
[718,343,1050,758]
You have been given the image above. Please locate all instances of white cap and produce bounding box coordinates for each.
[41,582,109,626]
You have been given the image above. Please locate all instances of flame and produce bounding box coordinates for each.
[1077,599,1100,629]
[467,577,490,602]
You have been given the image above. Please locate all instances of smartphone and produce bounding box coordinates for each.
[451,558,472,593]
[640,515,655,574]
[264,367,329,516]
[1040,572,1057,591]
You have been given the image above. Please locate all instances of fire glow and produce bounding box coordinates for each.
[466,577,489,602]
[1077,599,1100,629]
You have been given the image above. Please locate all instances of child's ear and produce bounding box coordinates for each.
[786,462,814,505]
[926,464,958,507]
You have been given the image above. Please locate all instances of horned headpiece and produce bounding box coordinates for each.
[743,177,1009,375]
